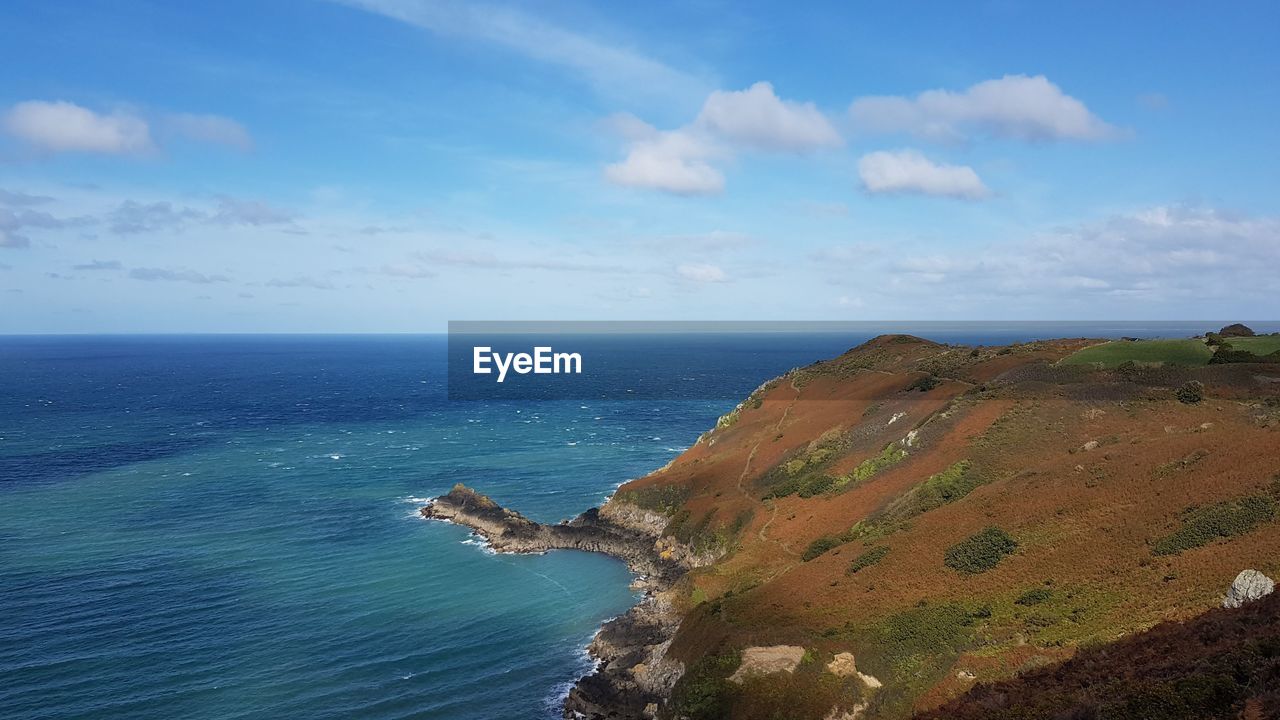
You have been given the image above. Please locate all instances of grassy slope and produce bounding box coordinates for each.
[1225,335,1280,356]
[1059,338,1214,367]
[608,335,1280,720]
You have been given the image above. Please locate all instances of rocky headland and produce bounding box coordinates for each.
[421,484,703,719]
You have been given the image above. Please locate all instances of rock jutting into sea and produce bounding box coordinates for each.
[421,483,700,719]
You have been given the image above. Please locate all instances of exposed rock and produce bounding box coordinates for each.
[823,703,868,720]
[1224,569,1276,608]
[728,645,806,683]
[1220,323,1256,338]
[1081,440,1100,451]
[823,651,881,688]
[420,484,689,719]
[826,651,859,677]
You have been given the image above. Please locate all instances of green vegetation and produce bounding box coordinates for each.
[906,374,941,392]
[615,483,688,515]
[945,527,1018,574]
[883,460,983,521]
[1015,587,1053,606]
[802,534,845,561]
[1220,335,1280,355]
[670,651,741,720]
[1175,380,1204,404]
[1059,339,1213,368]
[847,545,890,574]
[665,507,756,556]
[765,472,838,499]
[831,443,907,491]
[765,443,841,499]
[1152,495,1275,556]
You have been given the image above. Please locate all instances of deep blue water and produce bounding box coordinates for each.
[1,327,1269,719]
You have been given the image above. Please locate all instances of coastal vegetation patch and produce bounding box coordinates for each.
[847,545,890,574]
[1060,339,1214,368]
[615,483,689,515]
[830,443,907,492]
[1151,495,1275,556]
[945,527,1018,574]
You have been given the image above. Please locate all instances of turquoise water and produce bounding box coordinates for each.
[0,335,862,720]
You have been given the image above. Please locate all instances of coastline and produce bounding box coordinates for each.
[421,484,694,719]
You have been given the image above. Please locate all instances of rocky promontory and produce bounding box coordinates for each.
[421,484,691,719]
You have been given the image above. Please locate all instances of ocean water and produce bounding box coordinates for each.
[0,334,862,720]
[2,326,1268,719]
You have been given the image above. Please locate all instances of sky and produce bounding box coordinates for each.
[1,0,1277,333]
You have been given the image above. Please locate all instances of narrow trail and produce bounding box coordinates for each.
[732,380,801,557]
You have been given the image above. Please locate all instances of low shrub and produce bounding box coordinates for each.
[1152,495,1276,556]
[879,460,984,525]
[803,534,844,561]
[670,651,742,720]
[848,545,890,574]
[616,483,688,515]
[1015,588,1053,606]
[907,374,941,392]
[1175,380,1204,404]
[832,443,907,491]
[945,527,1017,574]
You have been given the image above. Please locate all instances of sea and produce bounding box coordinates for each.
[1,325,1270,719]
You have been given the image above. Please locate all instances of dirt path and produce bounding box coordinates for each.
[733,382,801,557]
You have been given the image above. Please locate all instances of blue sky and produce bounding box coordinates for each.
[1,0,1277,332]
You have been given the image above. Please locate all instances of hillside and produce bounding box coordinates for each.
[601,333,1280,719]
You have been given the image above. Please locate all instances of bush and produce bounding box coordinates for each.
[671,651,741,720]
[1175,380,1204,404]
[848,545,890,574]
[803,534,844,561]
[908,374,941,392]
[879,461,984,525]
[945,527,1018,574]
[832,443,907,490]
[1152,495,1276,555]
[1015,587,1053,606]
[616,483,688,515]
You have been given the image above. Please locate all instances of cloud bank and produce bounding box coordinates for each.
[2,100,251,156]
[850,74,1116,143]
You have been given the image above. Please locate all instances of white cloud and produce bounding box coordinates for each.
[336,0,706,104]
[606,82,841,194]
[166,113,253,152]
[3,101,153,155]
[129,267,230,284]
[884,205,1280,303]
[212,197,293,226]
[850,74,1116,143]
[604,127,724,195]
[674,263,727,283]
[858,149,989,199]
[265,275,335,290]
[697,82,841,152]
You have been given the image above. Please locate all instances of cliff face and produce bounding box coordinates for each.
[425,334,1280,720]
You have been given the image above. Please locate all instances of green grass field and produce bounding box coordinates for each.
[1060,339,1214,368]
[1221,335,1280,356]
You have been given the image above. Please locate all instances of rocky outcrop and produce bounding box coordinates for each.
[728,645,806,683]
[421,484,689,719]
[826,652,882,689]
[1224,569,1276,608]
